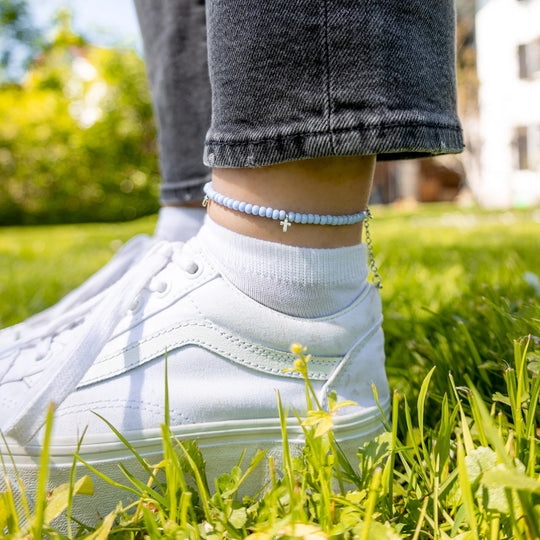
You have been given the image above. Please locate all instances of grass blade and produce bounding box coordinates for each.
[32,403,55,539]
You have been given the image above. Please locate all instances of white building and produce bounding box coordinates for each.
[476,0,540,207]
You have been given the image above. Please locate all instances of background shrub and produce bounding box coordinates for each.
[0,11,161,225]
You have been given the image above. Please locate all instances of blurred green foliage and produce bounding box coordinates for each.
[0,0,41,79]
[0,10,160,225]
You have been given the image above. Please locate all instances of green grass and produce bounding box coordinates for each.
[0,204,539,538]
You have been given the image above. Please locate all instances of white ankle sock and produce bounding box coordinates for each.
[155,207,205,242]
[198,217,369,318]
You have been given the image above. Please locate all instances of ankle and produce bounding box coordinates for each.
[208,155,375,248]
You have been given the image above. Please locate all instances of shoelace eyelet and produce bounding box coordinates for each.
[129,297,142,314]
[150,279,170,297]
[182,260,202,279]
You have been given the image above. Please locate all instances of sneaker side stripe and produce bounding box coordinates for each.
[78,320,343,387]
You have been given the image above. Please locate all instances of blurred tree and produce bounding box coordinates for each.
[0,9,160,224]
[0,0,40,81]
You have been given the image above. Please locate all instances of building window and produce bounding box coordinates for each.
[518,38,540,79]
[515,126,540,171]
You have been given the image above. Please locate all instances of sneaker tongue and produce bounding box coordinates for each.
[3,241,176,444]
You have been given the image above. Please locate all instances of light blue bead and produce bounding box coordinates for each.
[288,212,295,221]
[227,199,234,209]
[272,209,280,220]
[320,215,327,225]
[293,213,301,223]
[314,214,321,225]
[259,206,266,217]
[252,205,260,215]
[266,207,273,218]
[301,214,308,224]
[279,210,286,220]
[307,214,314,224]
[233,200,240,210]
[239,202,246,212]
[338,216,344,225]
[245,204,252,214]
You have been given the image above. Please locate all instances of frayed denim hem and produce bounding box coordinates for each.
[204,122,464,168]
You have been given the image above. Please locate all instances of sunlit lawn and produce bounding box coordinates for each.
[0,204,539,538]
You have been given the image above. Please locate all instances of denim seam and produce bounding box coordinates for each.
[205,122,463,147]
[322,0,336,153]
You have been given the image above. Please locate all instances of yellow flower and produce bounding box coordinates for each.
[290,343,302,354]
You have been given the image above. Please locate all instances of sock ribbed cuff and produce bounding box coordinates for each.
[198,217,369,317]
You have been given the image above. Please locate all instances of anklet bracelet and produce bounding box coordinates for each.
[202,181,367,232]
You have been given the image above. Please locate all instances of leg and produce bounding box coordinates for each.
[134,0,210,207]
[198,0,463,316]
[135,0,211,240]
[0,0,463,523]
[210,155,375,248]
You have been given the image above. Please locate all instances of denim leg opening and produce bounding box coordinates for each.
[204,121,464,168]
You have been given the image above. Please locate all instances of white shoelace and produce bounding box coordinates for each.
[0,235,153,347]
[3,240,180,443]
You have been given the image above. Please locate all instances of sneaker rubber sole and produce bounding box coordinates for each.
[0,404,388,528]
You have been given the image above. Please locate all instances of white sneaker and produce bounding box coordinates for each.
[0,236,390,524]
[0,234,154,350]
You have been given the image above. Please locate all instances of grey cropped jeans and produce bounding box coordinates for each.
[134,0,464,205]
